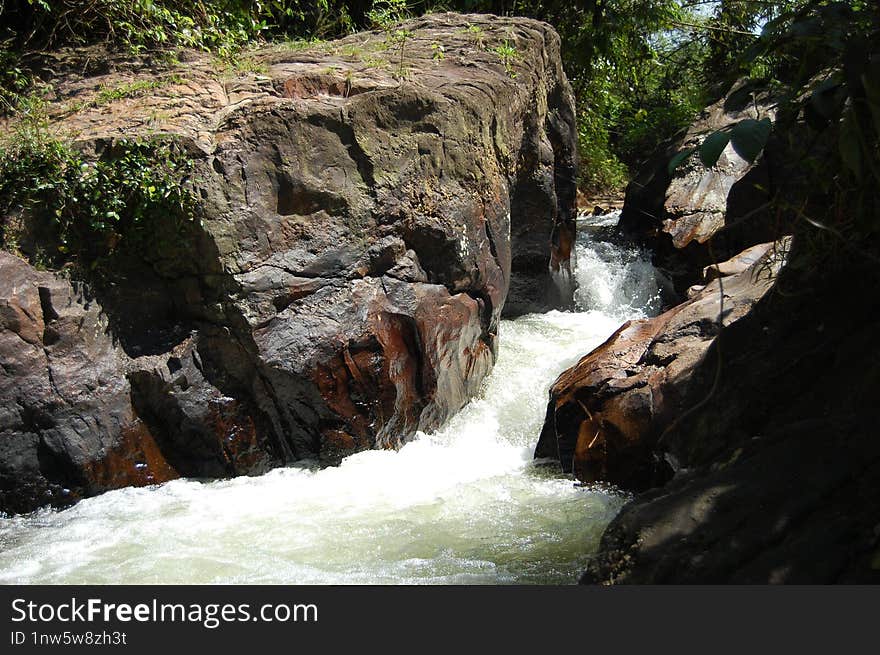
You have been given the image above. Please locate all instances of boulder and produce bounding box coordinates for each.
[618,80,783,293]
[0,13,578,513]
[581,243,880,583]
[535,239,790,491]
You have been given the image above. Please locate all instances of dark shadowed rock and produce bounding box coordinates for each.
[535,239,789,491]
[0,13,578,513]
[0,253,180,512]
[580,238,880,584]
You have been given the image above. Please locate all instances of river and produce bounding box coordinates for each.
[0,212,665,584]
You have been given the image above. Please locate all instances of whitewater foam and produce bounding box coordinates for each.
[0,213,662,584]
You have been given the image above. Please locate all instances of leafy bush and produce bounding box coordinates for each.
[5,0,855,201]
[367,0,412,29]
[0,1,359,52]
[0,101,194,265]
[576,101,629,192]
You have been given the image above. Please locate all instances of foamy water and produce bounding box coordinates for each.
[0,212,663,584]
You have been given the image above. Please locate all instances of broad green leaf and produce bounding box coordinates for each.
[699,131,731,168]
[730,118,772,163]
[668,147,696,175]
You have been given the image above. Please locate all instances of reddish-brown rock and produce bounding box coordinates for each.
[0,14,578,513]
[581,236,880,583]
[535,239,789,490]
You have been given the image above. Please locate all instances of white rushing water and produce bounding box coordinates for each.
[0,211,664,584]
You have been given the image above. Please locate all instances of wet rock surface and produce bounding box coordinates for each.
[581,251,880,583]
[0,13,578,514]
[535,240,788,491]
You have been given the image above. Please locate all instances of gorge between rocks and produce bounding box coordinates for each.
[0,213,663,584]
[4,6,878,588]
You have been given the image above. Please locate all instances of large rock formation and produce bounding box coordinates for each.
[569,68,880,580]
[0,13,578,514]
[535,240,789,491]
[581,243,880,583]
[619,80,783,293]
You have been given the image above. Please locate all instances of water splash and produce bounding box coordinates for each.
[0,214,663,584]
[574,211,665,319]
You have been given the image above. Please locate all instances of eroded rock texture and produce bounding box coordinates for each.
[0,13,578,513]
[535,240,789,491]
[581,241,880,583]
[619,80,782,293]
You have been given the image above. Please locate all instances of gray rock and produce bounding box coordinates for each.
[619,80,783,293]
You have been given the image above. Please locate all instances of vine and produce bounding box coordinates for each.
[0,99,195,267]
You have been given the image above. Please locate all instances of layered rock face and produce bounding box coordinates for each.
[619,81,782,293]
[0,13,578,514]
[535,239,789,491]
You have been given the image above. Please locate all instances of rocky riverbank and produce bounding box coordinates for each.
[578,244,880,583]
[535,237,790,491]
[0,13,578,514]
[537,77,880,583]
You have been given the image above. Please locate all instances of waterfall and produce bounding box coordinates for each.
[0,212,665,584]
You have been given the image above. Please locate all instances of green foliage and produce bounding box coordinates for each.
[673,3,879,170]
[670,1,880,272]
[461,24,486,50]
[698,130,732,167]
[667,148,694,175]
[0,1,359,55]
[0,1,722,194]
[448,2,710,192]
[378,28,412,80]
[729,117,772,162]
[679,1,879,185]
[6,0,858,201]
[494,40,520,78]
[367,0,412,30]
[95,75,184,104]
[364,1,415,80]
[213,53,271,77]
[0,45,32,114]
[577,101,629,191]
[0,102,195,265]
[670,117,773,173]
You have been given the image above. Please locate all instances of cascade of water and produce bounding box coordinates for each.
[0,212,664,584]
